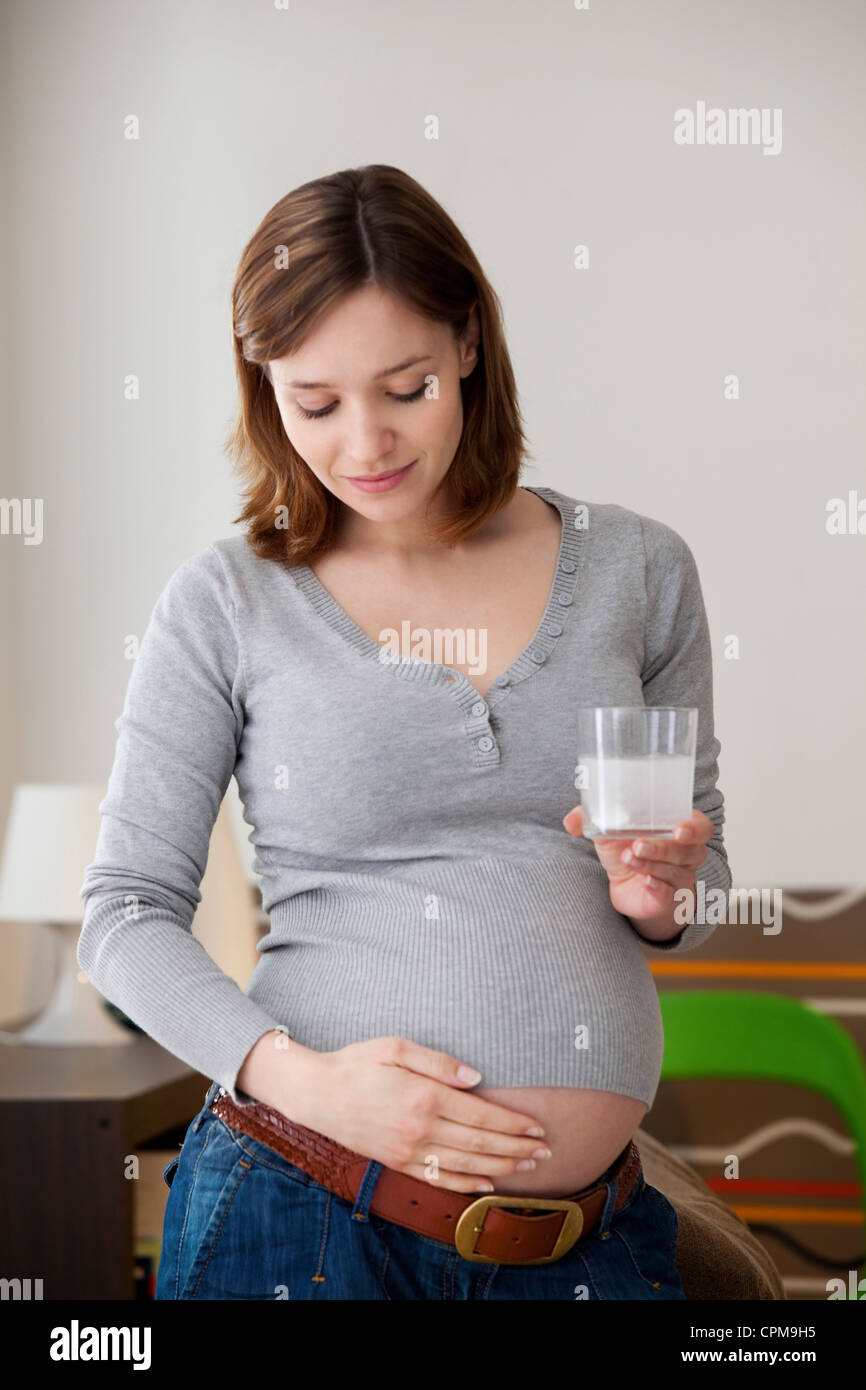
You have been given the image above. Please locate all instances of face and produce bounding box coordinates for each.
[268,283,479,536]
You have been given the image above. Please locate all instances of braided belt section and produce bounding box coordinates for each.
[210,1089,375,1202]
[209,1087,642,1264]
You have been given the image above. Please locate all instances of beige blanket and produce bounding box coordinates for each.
[636,1128,786,1300]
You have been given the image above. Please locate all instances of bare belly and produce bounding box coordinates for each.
[474,1086,648,1197]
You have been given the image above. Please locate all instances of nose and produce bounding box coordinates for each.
[343,407,400,473]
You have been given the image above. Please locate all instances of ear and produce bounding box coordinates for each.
[458,303,481,376]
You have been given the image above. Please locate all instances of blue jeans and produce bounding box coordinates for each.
[155,1081,685,1301]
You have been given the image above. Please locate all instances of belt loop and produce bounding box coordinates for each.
[194,1080,222,1132]
[351,1159,384,1221]
[597,1171,619,1239]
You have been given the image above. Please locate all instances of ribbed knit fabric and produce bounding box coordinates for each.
[78,485,732,1109]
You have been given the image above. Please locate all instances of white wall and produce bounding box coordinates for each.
[0,14,57,1023]
[2,0,865,1016]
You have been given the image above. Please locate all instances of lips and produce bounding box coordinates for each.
[345,459,417,493]
[350,464,410,481]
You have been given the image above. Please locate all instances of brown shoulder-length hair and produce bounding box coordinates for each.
[225,164,532,564]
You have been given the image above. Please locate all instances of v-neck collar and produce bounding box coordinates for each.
[287,484,585,713]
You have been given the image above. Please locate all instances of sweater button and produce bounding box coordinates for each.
[547,623,563,637]
[529,648,546,663]
[477,736,494,752]
[494,674,510,686]
[471,700,487,717]
[556,593,573,606]
[559,559,576,572]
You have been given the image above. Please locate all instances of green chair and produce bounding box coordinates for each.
[658,989,866,1295]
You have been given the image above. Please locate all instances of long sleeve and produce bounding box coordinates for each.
[626,515,732,953]
[77,545,284,1104]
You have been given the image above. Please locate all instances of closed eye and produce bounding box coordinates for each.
[294,383,427,422]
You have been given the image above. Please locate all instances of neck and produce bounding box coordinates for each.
[332,484,529,565]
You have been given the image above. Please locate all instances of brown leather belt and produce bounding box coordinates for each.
[208,1087,642,1265]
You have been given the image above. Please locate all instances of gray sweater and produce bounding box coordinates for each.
[78,485,732,1109]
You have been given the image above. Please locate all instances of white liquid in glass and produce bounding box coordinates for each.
[580,754,694,837]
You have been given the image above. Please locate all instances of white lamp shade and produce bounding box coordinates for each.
[0,783,107,923]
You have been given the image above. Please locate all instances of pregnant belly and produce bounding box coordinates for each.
[474,1085,648,1197]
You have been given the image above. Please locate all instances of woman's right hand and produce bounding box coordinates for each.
[280,1035,553,1194]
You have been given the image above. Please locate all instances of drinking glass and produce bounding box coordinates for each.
[574,706,697,840]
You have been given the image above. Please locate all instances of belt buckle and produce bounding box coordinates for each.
[454,1194,584,1265]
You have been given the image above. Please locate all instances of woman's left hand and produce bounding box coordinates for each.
[561,805,713,925]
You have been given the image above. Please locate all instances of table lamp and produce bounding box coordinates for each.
[0,783,133,1044]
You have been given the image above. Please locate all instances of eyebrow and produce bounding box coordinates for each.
[277,355,435,391]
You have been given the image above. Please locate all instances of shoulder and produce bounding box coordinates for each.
[148,539,255,635]
[539,486,693,565]
[158,535,274,606]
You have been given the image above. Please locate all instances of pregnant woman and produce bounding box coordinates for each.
[79,164,731,1301]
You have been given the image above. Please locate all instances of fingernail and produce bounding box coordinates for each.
[524,1126,545,1137]
[532,1148,553,1160]
[457,1065,482,1084]
[474,1182,494,1192]
[635,841,648,856]
[516,1159,537,1171]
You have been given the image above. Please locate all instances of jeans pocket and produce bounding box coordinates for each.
[643,1182,679,1229]
[162,1155,180,1189]
[610,1181,682,1295]
[212,1119,322,1192]
[172,1117,257,1299]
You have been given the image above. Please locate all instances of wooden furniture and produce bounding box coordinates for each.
[0,1037,207,1299]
